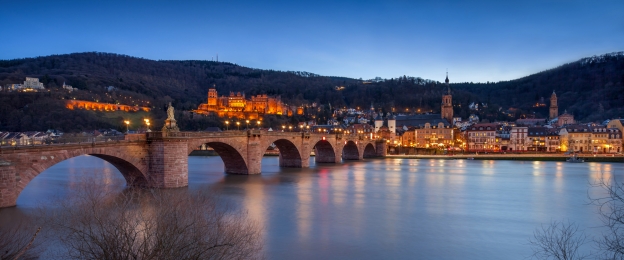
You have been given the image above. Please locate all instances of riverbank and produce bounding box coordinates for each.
[190,150,624,163]
[387,154,624,163]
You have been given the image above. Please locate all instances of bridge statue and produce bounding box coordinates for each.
[162,102,180,133]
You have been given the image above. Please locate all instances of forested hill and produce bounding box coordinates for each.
[452,52,624,122]
[0,52,359,108]
[0,51,622,132]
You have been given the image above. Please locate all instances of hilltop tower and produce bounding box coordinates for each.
[208,87,218,106]
[549,91,558,119]
[441,72,453,124]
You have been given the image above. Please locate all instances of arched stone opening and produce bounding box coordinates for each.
[202,142,249,174]
[90,154,149,186]
[363,143,376,158]
[314,140,336,163]
[271,139,302,168]
[342,141,360,160]
[7,153,149,208]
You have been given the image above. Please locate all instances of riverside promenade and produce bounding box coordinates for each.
[386,153,624,163]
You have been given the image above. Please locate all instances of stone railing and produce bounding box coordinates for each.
[0,135,134,150]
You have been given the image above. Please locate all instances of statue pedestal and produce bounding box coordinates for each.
[162,118,180,133]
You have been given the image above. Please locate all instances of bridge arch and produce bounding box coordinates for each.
[2,147,150,207]
[313,139,337,163]
[263,138,303,168]
[342,140,360,160]
[188,139,249,174]
[363,143,376,158]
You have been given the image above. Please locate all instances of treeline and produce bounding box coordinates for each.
[0,51,622,132]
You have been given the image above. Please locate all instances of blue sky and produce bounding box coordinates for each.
[1,0,622,82]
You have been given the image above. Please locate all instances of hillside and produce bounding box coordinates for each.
[0,51,622,132]
[453,52,624,121]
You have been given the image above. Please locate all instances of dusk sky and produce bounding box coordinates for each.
[1,0,622,83]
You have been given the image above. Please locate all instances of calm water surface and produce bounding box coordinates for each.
[1,156,622,259]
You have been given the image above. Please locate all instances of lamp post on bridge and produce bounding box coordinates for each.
[257,120,261,129]
[144,119,151,132]
[246,120,250,130]
[236,121,240,130]
[225,121,229,131]
[124,120,130,133]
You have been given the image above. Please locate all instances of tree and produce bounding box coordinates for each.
[529,220,589,260]
[590,176,624,259]
[47,178,263,260]
[0,219,42,259]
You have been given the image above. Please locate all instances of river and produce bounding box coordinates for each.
[1,156,621,259]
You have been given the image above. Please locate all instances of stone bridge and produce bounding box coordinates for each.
[0,130,386,208]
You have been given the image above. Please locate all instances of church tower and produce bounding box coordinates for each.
[441,72,453,124]
[549,90,558,119]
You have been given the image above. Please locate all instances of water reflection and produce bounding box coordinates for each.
[3,156,624,259]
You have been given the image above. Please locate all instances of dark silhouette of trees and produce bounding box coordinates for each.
[529,220,590,260]
[46,179,263,260]
[0,218,42,259]
[0,51,622,132]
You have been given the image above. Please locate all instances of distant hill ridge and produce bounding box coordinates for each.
[0,51,622,132]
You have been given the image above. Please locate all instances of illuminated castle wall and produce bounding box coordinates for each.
[66,100,151,112]
[195,88,299,119]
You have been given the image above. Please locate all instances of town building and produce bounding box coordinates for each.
[555,110,575,127]
[395,115,454,148]
[23,77,45,90]
[545,129,561,152]
[559,124,592,152]
[62,82,74,92]
[465,123,498,151]
[527,127,549,152]
[516,118,546,126]
[65,100,151,112]
[590,124,613,153]
[607,127,622,153]
[497,126,511,151]
[345,123,375,136]
[509,126,528,151]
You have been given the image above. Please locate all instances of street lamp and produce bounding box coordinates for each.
[289,126,292,132]
[144,119,151,132]
[225,121,229,130]
[257,120,261,129]
[246,120,250,129]
[124,120,130,133]
[236,121,240,130]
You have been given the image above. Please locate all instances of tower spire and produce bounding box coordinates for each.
[445,70,450,94]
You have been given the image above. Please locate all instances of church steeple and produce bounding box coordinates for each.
[445,71,450,94]
[441,72,453,124]
[549,90,558,119]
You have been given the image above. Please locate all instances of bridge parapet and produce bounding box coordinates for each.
[148,131,248,139]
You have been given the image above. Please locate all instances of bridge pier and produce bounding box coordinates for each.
[148,139,189,188]
[246,135,262,174]
[0,161,17,208]
[376,141,387,157]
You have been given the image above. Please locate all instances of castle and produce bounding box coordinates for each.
[194,87,295,119]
